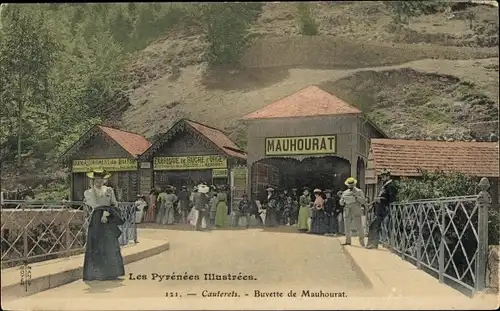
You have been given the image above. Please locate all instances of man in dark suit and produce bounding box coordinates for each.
[194,184,210,231]
[366,169,398,249]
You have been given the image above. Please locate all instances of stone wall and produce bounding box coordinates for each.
[487,245,499,292]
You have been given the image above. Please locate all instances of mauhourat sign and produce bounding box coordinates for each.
[265,135,336,156]
[72,158,137,172]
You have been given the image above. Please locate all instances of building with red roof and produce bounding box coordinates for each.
[62,124,151,201]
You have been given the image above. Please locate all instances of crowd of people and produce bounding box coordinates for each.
[135,168,397,248]
[138,183,235,230]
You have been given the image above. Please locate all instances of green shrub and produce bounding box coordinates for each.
[296,3,319,36]
[201,3,262,65]
[397,169,498,245]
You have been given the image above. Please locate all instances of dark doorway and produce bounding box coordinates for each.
[251,156,351,202]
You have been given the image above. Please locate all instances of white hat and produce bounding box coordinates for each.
[313,189,322,193]
[198,185,210,194]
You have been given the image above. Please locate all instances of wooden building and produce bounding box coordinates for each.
[62,125,151,202]
[366,139,499,208]
[239,85,387,200]
[139,119,247,192]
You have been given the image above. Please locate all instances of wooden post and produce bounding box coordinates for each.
[475,177,491,292]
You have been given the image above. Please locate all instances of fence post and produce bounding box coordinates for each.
[133,204,138,243]
[22,202,28,262]
[65,208,71,257]
[401,204,407,260]
[438,200,445,283]
[475,177,491,292]
[416,203,423,269]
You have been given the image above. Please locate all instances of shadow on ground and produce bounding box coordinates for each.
[137,223,349,237]
[201,65,291,91]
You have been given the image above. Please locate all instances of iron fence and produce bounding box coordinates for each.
[366,194,489,293]
[1,200,137,268]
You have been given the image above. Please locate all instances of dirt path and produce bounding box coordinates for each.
[3,228,373,310]
[122,57,498,138]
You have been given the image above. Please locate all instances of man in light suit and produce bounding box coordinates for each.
[340,177,366,247]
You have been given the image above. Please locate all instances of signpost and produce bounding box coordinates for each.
[71,158,137,172]
[265,135,336,156]
[153,155,227,171]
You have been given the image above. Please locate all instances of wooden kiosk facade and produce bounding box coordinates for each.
[62,125,151,202]
[139,119,247,192]
[240,86,387,200]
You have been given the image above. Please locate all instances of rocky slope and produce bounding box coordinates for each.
[119,2,499,147]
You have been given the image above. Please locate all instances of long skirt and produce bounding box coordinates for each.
[145,204,156,222]
[215,202,228,227]
[155,207,165,225]
[297,206,309,230]
[188,208,207,229]
[264,209,277,227]
[310,210,329,234]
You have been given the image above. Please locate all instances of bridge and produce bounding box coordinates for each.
[1,197,499,310]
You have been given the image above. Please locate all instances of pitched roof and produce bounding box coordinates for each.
[98,125,151,157]
[240,85,362,120]
[370,139,499,177]
[184,120,247,160]
[141,119,247,161]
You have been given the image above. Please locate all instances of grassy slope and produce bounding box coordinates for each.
[122,2,499,147]
[5,2,499,197]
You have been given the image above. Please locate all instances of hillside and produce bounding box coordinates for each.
[0,2,498,197]
[122,1,499,147]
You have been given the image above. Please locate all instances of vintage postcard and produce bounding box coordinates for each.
[1,2,499,310]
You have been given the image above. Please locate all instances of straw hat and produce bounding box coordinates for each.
[313,188,322,193]
[380,168,391,176]
[344,177,357,186]
[266,187,275,192]
[86,168,111,179]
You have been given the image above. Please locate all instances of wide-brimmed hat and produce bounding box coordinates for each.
[380,168,391,176]
[181,185,187,189]
[291,188,298,191]
[344,177,357,186]
[266,187,274,192]
[198,185,210,194]
[313,188,322,193]
[324,189,332,193]
[86,168,111,179]
[302,187,310,191]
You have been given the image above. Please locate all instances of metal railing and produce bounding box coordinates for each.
[1,200,137,268]
[366,194,489,293]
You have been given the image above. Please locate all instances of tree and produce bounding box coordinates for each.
[110,8,133,50]
[0,5,58,166]
[296,3,319,36]
[201,3,263,65]
[384,1,448,28]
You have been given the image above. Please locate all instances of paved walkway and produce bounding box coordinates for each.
[2,226,498,310]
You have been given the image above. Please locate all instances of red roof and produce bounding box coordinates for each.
[185,120,247,160]
[241,85,361,120]
[370,139,499,177]
[98,125,151,157]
